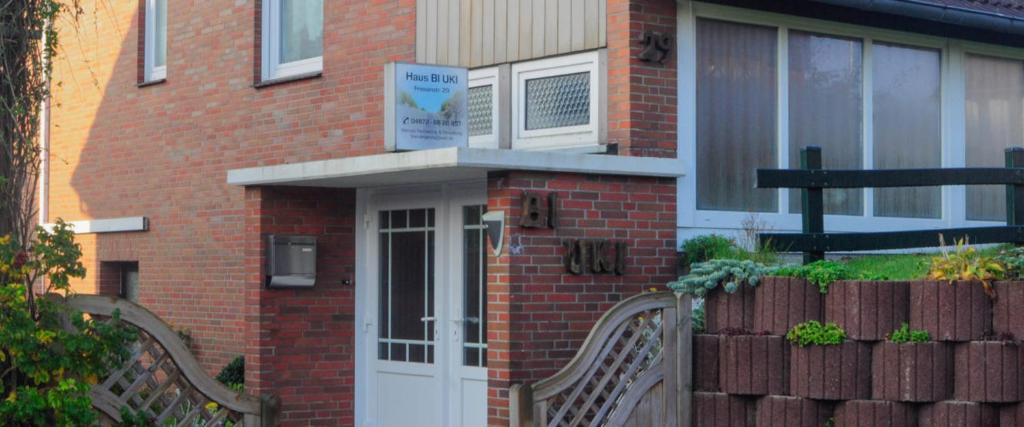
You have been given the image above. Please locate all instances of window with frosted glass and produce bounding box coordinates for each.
[788,31,863,216]
[468,85,494,137]
[696,19,777,212]
[280,0,323,63]
[525,71,591,130]
[872,43,942,219]
[966,54,1024,221]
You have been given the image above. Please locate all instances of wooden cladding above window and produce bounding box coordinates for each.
[416,0,607,68]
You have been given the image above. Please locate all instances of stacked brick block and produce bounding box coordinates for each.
[694,278,1024,426]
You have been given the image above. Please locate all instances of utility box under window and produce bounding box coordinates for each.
[266,235,317,288]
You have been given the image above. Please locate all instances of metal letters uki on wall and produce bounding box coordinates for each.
[564,239,627,276]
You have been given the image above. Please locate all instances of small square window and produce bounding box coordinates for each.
[511,50,606,151]
[468,65,509,149]
[261,0,324,81]
[143,0,167,82]
[100,262,139,303]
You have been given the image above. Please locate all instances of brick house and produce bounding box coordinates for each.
[45,0,1024,426]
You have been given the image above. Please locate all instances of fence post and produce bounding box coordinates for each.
[801,146,825,263]
[1006,148,1024,231]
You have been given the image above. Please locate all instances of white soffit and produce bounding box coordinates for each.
[43,217,149,234]
[226,147,686,188]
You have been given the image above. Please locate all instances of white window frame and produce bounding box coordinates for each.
[261,0,323,81]
[143,0,166,82]
[511,50,607,152]
[677,1,1024,239]
[468,66,509,149]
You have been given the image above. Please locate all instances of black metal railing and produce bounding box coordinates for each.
[756,146,1024,263]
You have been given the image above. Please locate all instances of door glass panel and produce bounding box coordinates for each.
[379,208,435,364]
[462,205,487,367]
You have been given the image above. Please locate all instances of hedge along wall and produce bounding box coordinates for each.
[693,277,1024,427]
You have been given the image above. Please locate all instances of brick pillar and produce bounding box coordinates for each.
[486,171,677,426]
[244,186,358,426]
[607,0,678,158]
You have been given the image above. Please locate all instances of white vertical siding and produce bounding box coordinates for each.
[417,0,606,67]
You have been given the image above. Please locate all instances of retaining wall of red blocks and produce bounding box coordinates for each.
[695,278,1024,427]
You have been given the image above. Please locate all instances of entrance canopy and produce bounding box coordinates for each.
[226,147,686,188]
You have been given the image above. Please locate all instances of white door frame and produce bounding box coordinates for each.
[355,181,487,427]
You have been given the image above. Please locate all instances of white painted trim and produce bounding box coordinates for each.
[677,1,1024,238]
[261,0,323,81]
[44,217,148,234]
[511,49,607,151]
[226,147,685,187]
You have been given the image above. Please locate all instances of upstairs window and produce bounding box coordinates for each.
[261,0,324,81]
[143,0,167,82]
[511,50,606,151]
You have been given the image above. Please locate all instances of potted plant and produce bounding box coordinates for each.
[755,261,851,335]
[719,331,788,395]
[787,321,870,400]
[911,239,999,341]
[953,340,1023,402]
[872,323,952,402]
[669,259,772,333]
[833,400,915,427]
[825,279,909,341]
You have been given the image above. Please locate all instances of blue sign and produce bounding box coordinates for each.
[385,62,468,151]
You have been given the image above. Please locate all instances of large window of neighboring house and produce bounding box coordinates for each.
[679,4,1024,235]
[261,0,324,81]
[143,0,167,82]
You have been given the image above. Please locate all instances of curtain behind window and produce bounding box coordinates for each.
[788,31,863,216]
[696,19,778,212]
[872,43,942,219]
[280,0,323,63]
[966,54,1024,221]
[154,0,166,67]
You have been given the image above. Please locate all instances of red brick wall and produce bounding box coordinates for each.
[49,0,417,371]
[607,0,678,158]
[244,186,357,426]
[485,171,678,425]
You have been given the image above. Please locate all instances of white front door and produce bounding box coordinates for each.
[358,183,488,427]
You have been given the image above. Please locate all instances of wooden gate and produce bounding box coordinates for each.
[64,295,277,427]
[512,291,693,427]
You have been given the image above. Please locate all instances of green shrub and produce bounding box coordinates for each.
[668,259,775,297]
[0,221,137,426]
[691,304,705,334]
[996,246,1024,279]
[680,234,737,268]
[216,355,245,392]
[786,321,846,347]
[774,260,857,294]
[888,323,930,344]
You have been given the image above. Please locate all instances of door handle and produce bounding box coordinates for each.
[452,317,480,324]
[420,316,436,322]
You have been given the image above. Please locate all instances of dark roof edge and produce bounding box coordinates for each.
[808,0,1024,36]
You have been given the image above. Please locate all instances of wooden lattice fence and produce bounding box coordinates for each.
[62,294,277,427]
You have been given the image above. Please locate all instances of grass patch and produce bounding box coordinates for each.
[840,253,931,280]
[838,245,1008,281]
